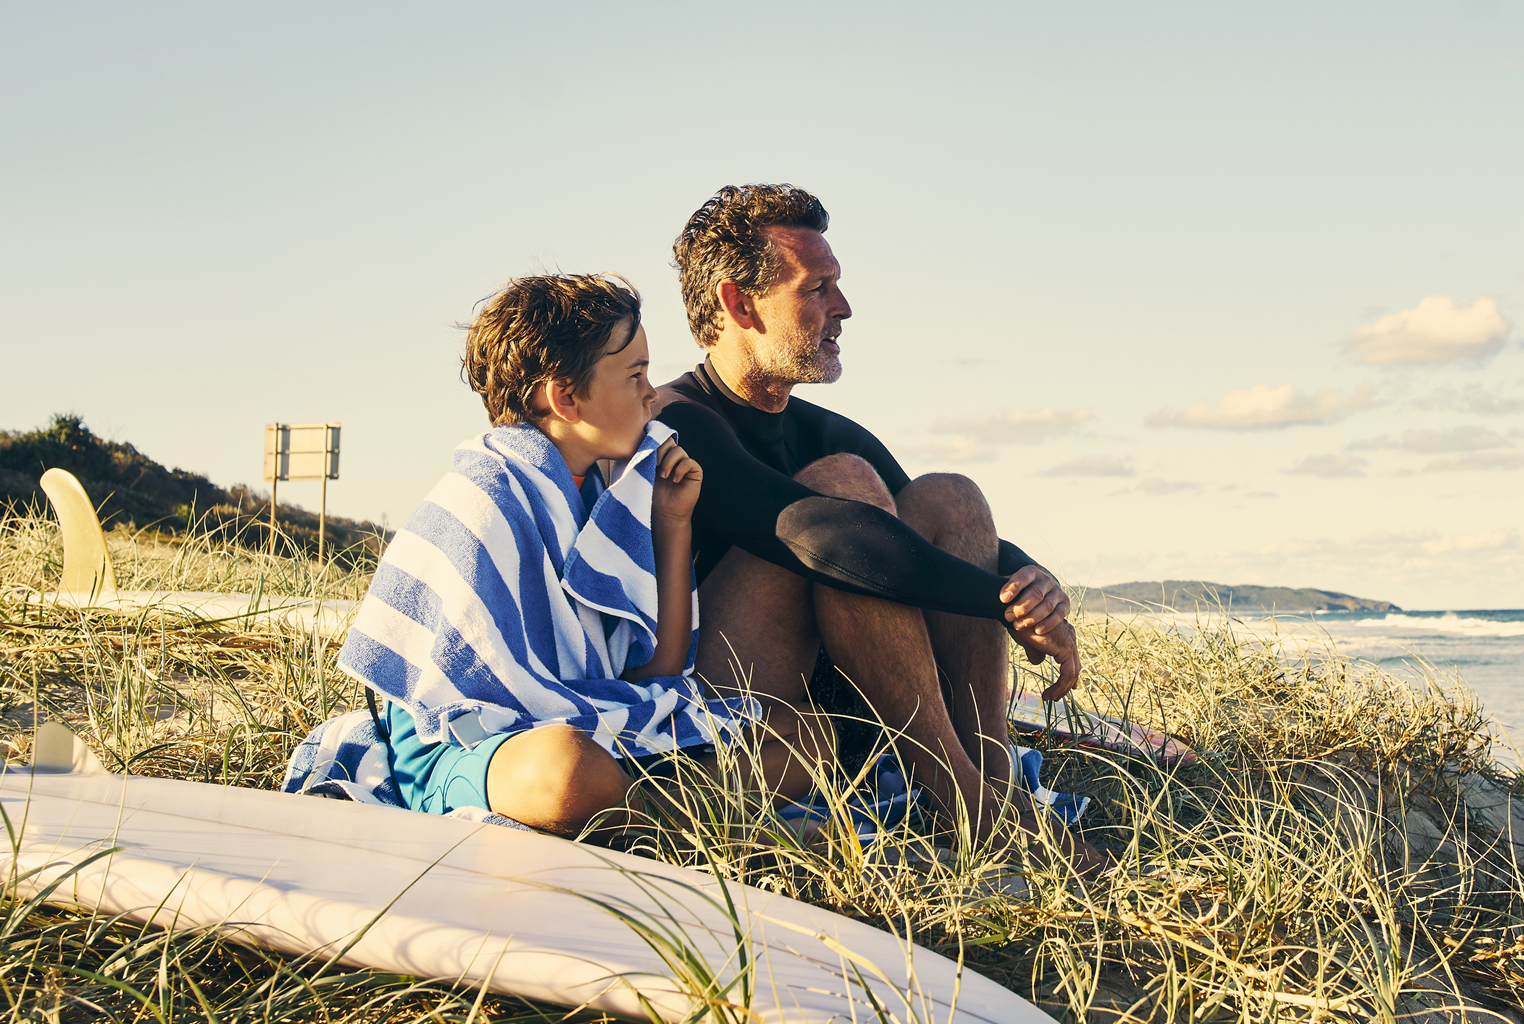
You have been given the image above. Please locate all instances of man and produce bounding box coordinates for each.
[654,184,1097,867]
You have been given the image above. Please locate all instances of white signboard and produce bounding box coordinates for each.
[264,423,340,482]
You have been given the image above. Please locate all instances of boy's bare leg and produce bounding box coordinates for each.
[486,724,630,837]
[484,712,836,845]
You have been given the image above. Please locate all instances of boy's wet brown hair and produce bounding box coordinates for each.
[462,273,642,426]
[672,184,829,348]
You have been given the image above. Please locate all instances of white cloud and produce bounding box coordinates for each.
[913,407,1092,464]
[1288,454,1367,478]
[1412,384,1524,416]
[1423,451,1524,472]
[1401,426,1510,453]
[1149,383,1375,430]
[901,436,996,463]
[1349,296,1511,365]
[1044,455,1134,477]
[1137,477,1197,496]
[930,407,1092,444]
[1349,425,1511,454]
[1419,528,1520,556]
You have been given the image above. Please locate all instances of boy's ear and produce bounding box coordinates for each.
[541,378,581,424]
[717,280,759,331]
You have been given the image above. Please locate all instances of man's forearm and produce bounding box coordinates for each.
[774,496,1015,619]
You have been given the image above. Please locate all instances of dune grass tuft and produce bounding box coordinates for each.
[2,507,1522,1022]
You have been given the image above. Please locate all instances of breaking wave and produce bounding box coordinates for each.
[1353,612,1524,639]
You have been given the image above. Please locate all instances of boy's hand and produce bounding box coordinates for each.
[651,438,702,522]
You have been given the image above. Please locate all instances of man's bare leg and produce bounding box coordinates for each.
[694,536,820,707]
[697,455,1031,847]
[895,474,1015,789]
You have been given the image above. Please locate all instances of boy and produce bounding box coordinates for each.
[331,273,834,837]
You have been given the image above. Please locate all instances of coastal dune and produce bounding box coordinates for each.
[2,511,1523,1018]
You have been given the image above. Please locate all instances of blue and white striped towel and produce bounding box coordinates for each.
[1012,743,1090,826]
[280,708,531,829]
[336,419,757,758]
[776,745,1089,845]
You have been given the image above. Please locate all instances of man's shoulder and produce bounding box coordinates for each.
[654,369,711,413]
[654,369,733,435]
[784,391,877,440]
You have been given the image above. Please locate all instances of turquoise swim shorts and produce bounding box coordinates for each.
[384,702,520,815]
[383,704,718,816]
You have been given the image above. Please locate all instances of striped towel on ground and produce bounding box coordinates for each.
[336,419,757,758]
[1011,743,1090,825]
[280,708,531,829]
[778,745,1089,844]
[282,719,1088,843]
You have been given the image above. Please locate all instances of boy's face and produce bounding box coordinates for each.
[576,320,658,460]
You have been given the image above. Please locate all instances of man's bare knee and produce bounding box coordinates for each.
[898,472,995,540]
[795,454,896,514]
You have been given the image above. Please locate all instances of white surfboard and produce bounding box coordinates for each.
[31,587,359,638]
[28,467,358,638]
[2,726,1054,1024]
[1009,693,1197,766]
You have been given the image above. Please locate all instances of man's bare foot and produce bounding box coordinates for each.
[1004,812,1114,879]
[1069,840,1116,880]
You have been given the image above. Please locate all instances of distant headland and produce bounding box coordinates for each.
[1084,580,1401,613]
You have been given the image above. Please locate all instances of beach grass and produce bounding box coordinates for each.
[1,507,1522,1022]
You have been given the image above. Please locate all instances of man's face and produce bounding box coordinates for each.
[746,227,852,385]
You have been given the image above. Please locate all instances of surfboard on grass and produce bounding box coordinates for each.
[1,724,1056,1024]
[22,468,357,638]
[1008,694,1197,766]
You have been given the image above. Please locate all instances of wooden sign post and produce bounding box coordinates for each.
[263,423,341,562]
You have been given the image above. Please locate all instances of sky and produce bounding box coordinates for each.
[3,2,1521,610]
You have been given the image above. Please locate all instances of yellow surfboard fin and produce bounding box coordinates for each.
[39,468,117,599]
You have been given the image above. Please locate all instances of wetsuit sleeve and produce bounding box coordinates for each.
[659,404,1013,620]
[998,539,1040,576]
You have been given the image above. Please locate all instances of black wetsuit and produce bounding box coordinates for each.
[653,361,1041,619]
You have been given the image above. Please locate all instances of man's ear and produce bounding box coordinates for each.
[716,280,760,332]
[540,378,581,424]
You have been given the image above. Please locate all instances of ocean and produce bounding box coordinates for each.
[1125,608,1524,761]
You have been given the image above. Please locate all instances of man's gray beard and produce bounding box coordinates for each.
[763,325,842,385]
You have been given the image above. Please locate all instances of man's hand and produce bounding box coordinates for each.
[1010,621,1080,700]
[1000,566,1080,700]
[651,438,702,523]
[999,565,1070,636]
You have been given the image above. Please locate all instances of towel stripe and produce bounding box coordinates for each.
[336,420,758,756]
